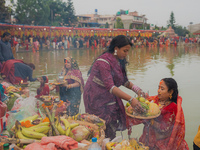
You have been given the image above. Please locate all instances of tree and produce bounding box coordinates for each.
[14,0,50,25]
[14,0,77,26]
[168,11,176,29]
[154,25,160,30]
[115,17,124,29]
[174,26,189,37]
[62,0,77,26]
[146,24,150,30]
[105,22,109,28]
[161,26,167,30]
[0,0,12,23]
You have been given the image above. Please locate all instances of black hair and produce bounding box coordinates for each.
[87,35,132,75]
[27,63,35,70]
[2,32,11,38]
[162,78,178,104]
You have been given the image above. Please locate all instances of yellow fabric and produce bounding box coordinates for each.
[194,125,200,147]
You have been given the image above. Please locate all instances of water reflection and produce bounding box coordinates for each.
[16,45,200,85]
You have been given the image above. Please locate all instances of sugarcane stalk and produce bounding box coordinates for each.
[45,106,60,136]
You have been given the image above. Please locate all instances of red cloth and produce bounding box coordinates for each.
[1,59,27,85]
[24,136,78,150]
[126,96,189,150]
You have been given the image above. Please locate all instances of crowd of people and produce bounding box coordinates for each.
[1,32,200,52]
[1,32,200,150]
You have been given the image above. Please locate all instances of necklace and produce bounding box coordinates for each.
[158,100,171,109]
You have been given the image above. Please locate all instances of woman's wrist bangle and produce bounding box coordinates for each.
[132,85,141,93]
[128,96,134,104]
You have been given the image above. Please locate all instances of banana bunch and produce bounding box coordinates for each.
[6,86,20,93]
[11,115,39,132]
[15,121,49,140]
[55,116,79,136]
[67,113,82,121]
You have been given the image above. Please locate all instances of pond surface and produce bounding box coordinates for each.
[15,45,200,149]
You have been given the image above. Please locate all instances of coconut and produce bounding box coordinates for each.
[71,125,91,142]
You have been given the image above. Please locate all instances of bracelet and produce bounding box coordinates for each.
[132,85,141,93]
[128,96,134,104]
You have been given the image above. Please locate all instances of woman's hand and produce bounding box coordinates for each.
[137,90,149,98]
[50,85,56,91]
[130,98,146,113]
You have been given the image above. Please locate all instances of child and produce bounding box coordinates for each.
[35,76,49,99]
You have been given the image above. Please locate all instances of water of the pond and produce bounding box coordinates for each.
[15,45,200,149]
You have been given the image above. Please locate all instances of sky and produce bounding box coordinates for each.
[70,0,200,28]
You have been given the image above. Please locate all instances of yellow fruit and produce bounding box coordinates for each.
[106,142,115,150]
[16,129,31,139]
[26,126,50,133]
[70,123,79,129]
[61,118,71,136]
[20,115,39,123]
[126,102,131,107]
[148,103,160,116]
[21,128,47,139]
[139,97,146,102]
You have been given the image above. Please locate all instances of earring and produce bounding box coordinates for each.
[114,50,117,55]
[169,94,172,99]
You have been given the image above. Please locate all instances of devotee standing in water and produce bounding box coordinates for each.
[83,35,146,140]
[51,57,84,116]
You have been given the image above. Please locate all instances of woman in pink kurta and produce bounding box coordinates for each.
[83,35,146,140]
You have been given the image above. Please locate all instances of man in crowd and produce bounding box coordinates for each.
[0,32,15,65]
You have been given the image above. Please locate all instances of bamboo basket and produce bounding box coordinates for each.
[13,119,105,150]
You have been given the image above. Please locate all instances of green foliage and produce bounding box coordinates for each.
[146,24,150,30]
[105,22,109,28]
[129,23,132,29]
[14,0,77,26]
[0,0,12,23]
[168,11,176,29]
[174,26,189,37]
[154,25,160,30]
[115,17,124,29]
[161,26,167,30]
[14,0,50,25]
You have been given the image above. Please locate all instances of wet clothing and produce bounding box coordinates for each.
[0,40,14,63]
[1,59,37,84]
[126,96,189,150]
[83,52,128,139]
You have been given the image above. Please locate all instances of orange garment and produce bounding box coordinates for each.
[24,136,78,150]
